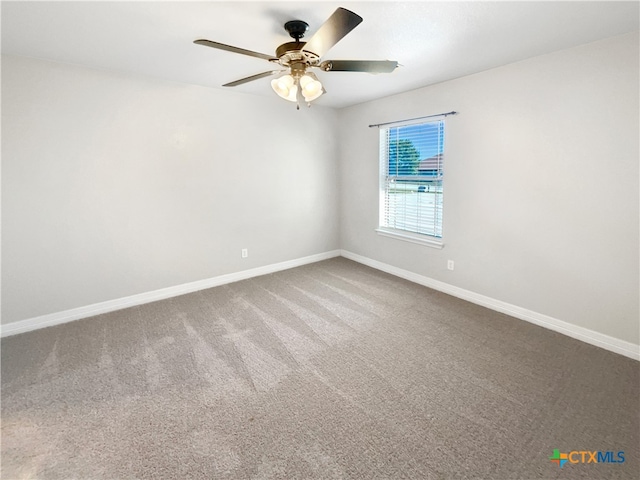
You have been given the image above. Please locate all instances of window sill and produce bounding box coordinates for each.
[375,228,444,249]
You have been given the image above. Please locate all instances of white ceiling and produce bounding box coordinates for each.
[2,1,638,108]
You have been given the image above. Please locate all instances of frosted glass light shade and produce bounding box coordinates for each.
[300,74,323,102]
[270,75,297,102]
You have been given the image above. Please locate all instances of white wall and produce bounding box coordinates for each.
[3,32,639,350]
[1,55,339,324]
[338,32,639,345]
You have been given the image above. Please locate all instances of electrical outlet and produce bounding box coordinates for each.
[447,260,454,271]
[241,248,248,258]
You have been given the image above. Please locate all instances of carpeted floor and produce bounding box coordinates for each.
[1,257,638,479]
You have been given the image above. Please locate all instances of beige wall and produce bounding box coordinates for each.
[338,32,639,344]
[1,55,340,324]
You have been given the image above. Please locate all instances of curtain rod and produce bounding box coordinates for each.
[368,111,458,128]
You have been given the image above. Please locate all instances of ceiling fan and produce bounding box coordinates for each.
[194,7,398,108]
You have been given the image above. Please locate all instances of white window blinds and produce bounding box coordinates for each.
[380,119,445,238]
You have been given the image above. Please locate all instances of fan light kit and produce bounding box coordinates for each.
[194,7,398,109]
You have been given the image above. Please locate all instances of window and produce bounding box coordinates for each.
[378,119,445,245]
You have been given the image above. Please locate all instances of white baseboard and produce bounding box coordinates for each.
[3,248,638,362]
[340,250,640,361]
[0,250,341,338]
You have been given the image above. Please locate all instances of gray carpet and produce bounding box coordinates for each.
[1,257,638,479]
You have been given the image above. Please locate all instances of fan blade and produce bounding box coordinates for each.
[302,8,363,58]
[223,70,282,87]
[194,39,277,62]
[319,60,398,73]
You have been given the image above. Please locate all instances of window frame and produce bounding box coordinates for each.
[377,118,446,249]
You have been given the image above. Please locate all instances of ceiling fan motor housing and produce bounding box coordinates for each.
[275,42,320,67]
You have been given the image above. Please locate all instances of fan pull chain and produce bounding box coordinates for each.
[295,76,302,110]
